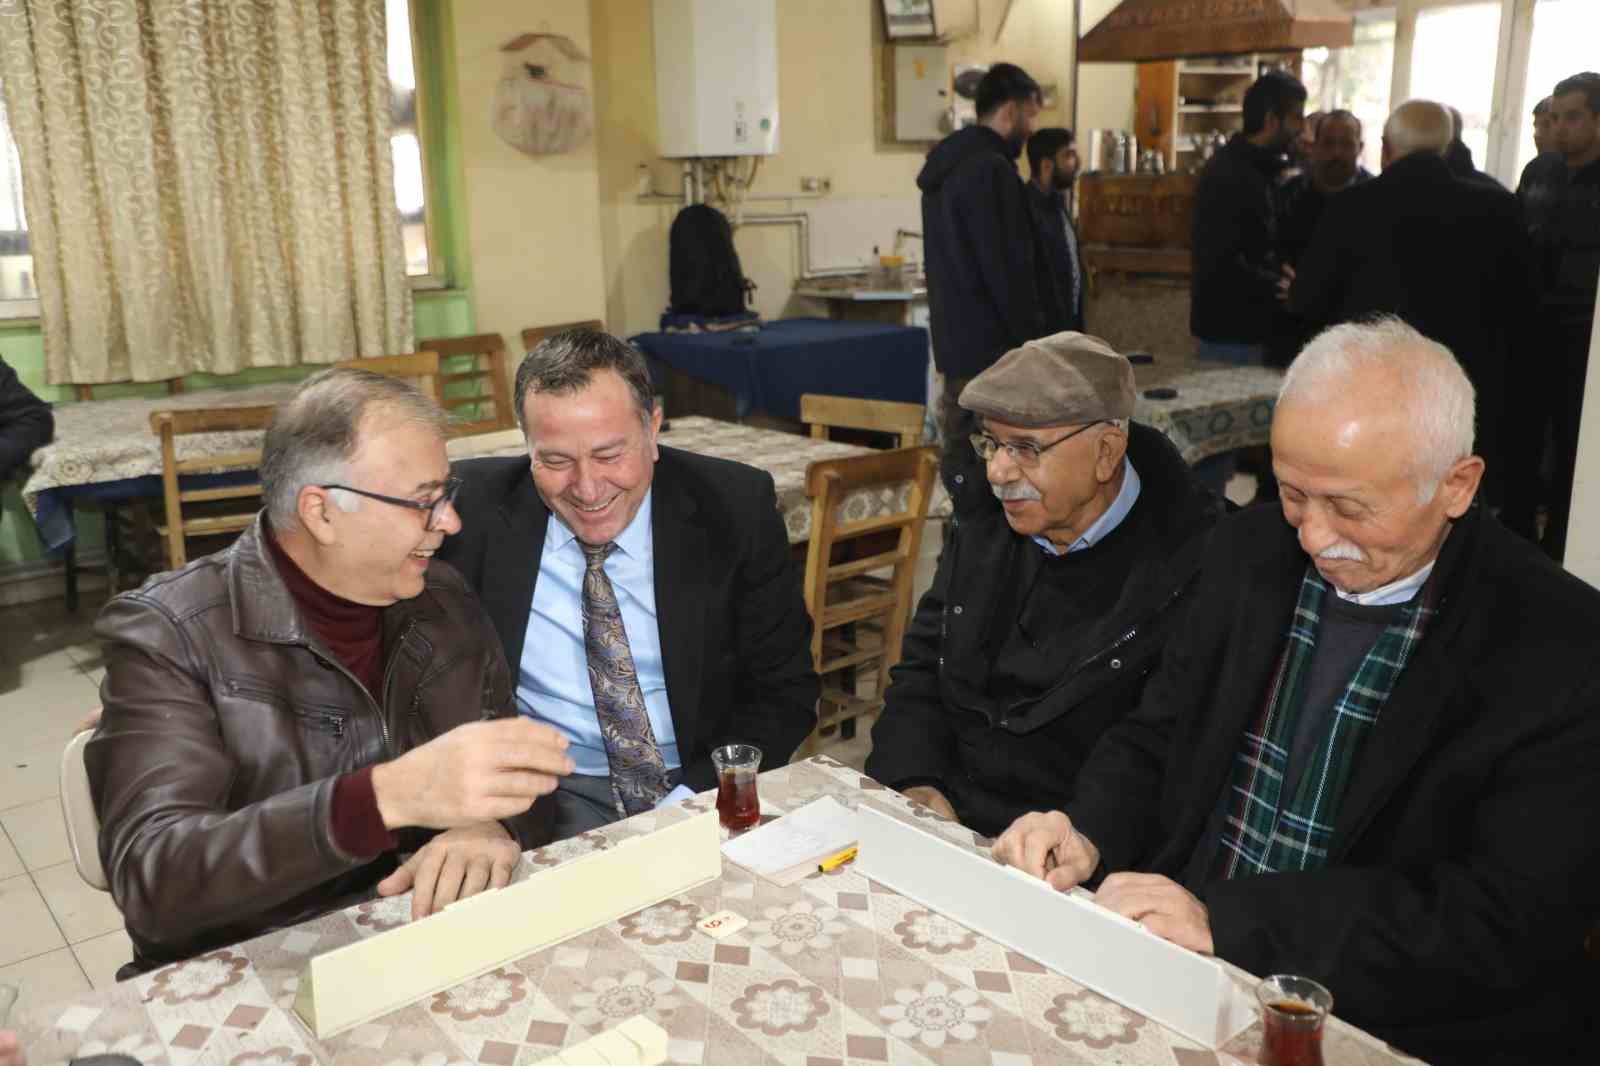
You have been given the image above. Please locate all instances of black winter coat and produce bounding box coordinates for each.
[919,126,1066,378]
[1067,503,1600,1066]
[0,355,53,484]
[866,423,1221,838]
[1190,134,1287,345]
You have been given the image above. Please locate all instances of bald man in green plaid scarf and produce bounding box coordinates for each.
[993,318,1600,1066]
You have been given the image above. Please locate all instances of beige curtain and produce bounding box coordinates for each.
[0,0,414,385]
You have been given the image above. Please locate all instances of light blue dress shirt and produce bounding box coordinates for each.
[518,488,684,782]
[1032,457,1142,556]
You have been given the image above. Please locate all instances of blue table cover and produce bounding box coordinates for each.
[631,318,929,419]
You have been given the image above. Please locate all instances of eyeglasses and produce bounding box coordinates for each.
[319,476,463,531]
[970,421,1108,467]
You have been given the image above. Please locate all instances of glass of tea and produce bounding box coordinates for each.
[711,743,762,831]
[1256,975,1334,1066]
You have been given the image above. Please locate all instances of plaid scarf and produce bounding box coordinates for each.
[1215,565,1437,878]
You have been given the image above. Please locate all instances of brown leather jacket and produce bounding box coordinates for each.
[88,517,551,973]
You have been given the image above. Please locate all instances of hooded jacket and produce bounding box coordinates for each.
[918,125,1067,379]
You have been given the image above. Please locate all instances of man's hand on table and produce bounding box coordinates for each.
[1095,873,1214,953]
[994,813,1214,953]
[993,810,1101,890]
[902,786,958,822]
[372,718,573,830]
[377,821,521,921]
[0,1029,23,1066]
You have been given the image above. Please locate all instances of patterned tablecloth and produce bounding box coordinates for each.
[11,757,1419,1066]
[1132,363,1284,465]
[447,418,952,545]
[20,383,306,511]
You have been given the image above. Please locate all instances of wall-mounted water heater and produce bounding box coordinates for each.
[653,0,779,158]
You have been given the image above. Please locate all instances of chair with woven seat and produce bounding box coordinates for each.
[800,393,927,449]
[150,405,277,569]
[335,350,441,401]
[417,333,515,436]
[799,445,939,755]
[521,319,604,353]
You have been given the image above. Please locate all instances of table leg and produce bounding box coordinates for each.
[105,503,123,597]
[64,540,78,613]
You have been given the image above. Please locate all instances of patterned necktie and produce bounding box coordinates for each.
[579,541,671,816]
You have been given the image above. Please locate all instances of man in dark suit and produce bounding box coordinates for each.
[1289,99,1533,506]
[438,329,818,838]
[994,318,1600,1066]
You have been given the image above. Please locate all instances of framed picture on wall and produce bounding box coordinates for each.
[882,0,936,40]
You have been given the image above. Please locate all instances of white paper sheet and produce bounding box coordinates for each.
[719,796,857,882]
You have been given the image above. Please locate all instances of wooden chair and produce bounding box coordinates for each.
[800,393,927,449]
[520,319,604,353]
[150,406,277,569]
[335,350,441,402]
[417,333,515,437]
[799,445,939,755]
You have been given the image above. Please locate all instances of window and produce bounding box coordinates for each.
[0,81,37,319]
[0,1,439,321]
[387,0,439,285]
[1513,0,1593,179]
[1301,11,1398,176]
[1406,2,1502,168]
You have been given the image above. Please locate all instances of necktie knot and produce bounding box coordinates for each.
[580,540,617,569]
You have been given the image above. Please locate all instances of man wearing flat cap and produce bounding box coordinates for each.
[866,332,1222,837]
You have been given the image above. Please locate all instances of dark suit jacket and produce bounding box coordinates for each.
[1067,504,1600,1066]
[438,446,819,793]
[1289,152,1534,480]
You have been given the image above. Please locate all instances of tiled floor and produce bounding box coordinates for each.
[0,590,131,1020]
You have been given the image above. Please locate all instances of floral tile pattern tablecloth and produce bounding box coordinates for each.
[13,759,1420,1066]
[1133,364,1284,466]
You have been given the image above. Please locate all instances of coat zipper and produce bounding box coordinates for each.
[224,680,347,738]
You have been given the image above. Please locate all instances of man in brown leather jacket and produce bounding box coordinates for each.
[88,369,575,976]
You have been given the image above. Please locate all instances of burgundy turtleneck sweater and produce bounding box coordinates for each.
[266,531,397,859]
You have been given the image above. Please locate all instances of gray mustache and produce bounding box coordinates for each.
[992,482,1042,502]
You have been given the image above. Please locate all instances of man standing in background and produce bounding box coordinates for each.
[1512,72,1600,559]
[919,63,1064,496]
[1026,128,1085,334]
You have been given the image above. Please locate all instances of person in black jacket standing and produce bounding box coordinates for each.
[1510,72,1600,559]
[919,63,1063,491]
[1288,99,1533,509]
[0,354,53,495]
[866,333,1220,838]
[1025,127,1085,334]
[1191,71,1305,368]
[995,319,1600,1066]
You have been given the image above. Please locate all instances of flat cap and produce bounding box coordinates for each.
[959,331,1136,427]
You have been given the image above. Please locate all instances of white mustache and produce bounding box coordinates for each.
[1316,541,1366,562]
[992,482,1042,502]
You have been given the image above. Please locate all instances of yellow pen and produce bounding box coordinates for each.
[817,846,858,872]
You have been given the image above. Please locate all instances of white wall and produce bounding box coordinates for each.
[1564,275,1600,587]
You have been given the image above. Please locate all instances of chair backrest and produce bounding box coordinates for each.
[800,446,939,752]
[335,350,441,402]
[418,333,515,437]
[800,393,927,450]
[60,728,108,891]
[521,319,605,353]
[149,405,277,569]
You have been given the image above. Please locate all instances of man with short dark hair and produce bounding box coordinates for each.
[438,328,818,839]
[1290,100,1533,508]
[1025,127,1084,332]
[1191,70,1306,369]
[1510,72,1600,559]
[91,369,571,974]
[919,62,1065,492]
[1534,95,1557,155]
[1269,110,1371,367]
